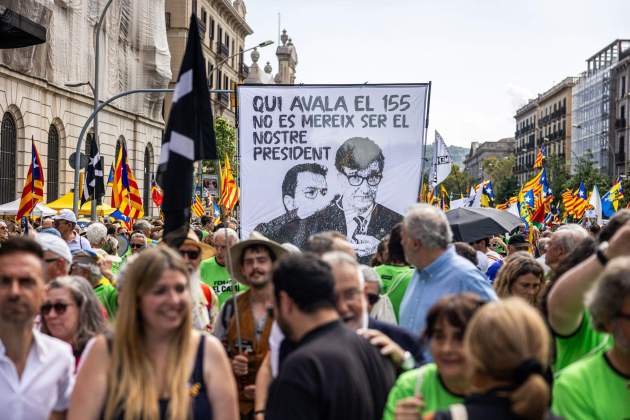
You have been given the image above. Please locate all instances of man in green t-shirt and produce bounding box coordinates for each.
[200,228,247,306]
[552,254,630,419]
[374,223,413,321]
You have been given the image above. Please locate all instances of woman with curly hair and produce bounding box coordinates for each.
[494,252,544,305]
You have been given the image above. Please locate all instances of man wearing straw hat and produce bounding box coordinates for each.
[213,232,286,418]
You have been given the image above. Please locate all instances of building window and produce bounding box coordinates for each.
[143,145,153,215]
[165,12,171,28]
[619,136,625,155]
[209,18,215,39]
[0,112,17,203]
[208,62,213,86]
[47,124,59,201]
[622,76,626,98]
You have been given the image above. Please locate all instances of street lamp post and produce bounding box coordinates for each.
[71,88,235,216]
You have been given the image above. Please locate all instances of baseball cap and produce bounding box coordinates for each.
[54,209,77,224]
[36,232,72,264]
[71,249,99,266]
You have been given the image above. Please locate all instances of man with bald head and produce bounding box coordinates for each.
[200,228,243,306]
[545,224,590,273]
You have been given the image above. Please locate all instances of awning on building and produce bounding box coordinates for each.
[0,6,46,49]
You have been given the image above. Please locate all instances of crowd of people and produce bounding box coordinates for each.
[0,204,629,419]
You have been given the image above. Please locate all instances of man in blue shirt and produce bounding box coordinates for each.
[399,204,497,337]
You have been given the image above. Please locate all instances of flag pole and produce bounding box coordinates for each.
[223,228,242,352]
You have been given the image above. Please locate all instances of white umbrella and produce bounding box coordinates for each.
[0,199,57,217]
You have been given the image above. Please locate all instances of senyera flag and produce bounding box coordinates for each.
[17,138,44,220]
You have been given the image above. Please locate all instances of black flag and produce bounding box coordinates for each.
[81,134,105,206]
[157,14,216,246]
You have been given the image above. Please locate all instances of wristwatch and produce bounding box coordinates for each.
[596,241,609,266]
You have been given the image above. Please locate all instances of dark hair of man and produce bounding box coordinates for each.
[598,209,630,243]
[473,237,490,248]
[334,137,385,174]
[200,215,212,226]
[272,252,336,313]
[106,224,117,235]
[240,244,276,266]
[0,236,44,259]
[281,163,328,199]
[422,293,485,342]
[453,242,478,266]
[387,223,407,264]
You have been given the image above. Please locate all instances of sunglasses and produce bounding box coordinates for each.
[41,302,71,315]
[130,243,146,249]
[367,293,380,306]
[179,249,200,260]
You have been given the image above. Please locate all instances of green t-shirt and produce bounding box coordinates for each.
[200,256,248,306]
[382,363,464,420]
[553,309,610,372]
[375,264,413,322]
[552,351,630,420]
[94,278,118,320]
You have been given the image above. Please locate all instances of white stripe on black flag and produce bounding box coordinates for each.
[157,14,217,246]
[81,134,105,206]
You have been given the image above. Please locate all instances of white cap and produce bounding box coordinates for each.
[36,232,72,264]
[53,209,77,224]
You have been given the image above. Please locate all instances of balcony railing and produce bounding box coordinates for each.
[218,92,229,104]
[216,42,229,57]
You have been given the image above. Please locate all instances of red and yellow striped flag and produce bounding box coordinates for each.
[111,143,144,220]
[218,155,240,211]
[17,140,44,220]
[192,194,205,217]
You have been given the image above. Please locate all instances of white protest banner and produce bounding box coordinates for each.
[238,84,430,262]
[429,130,452,188]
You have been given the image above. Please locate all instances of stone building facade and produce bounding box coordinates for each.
[0,1,170,217]
[164,0,253,125]
[610,48,630,178]
[463,138,515,182]
[514,77,576,185]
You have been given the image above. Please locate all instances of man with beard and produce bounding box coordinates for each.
[214,234,286,418]
[0,237,75,419]
[266,253,396,420]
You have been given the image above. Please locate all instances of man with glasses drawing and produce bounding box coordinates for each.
[255,163,331,245]
[303,137,402,262]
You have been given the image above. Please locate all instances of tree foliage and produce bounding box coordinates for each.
[481,156,519,204]
[202,117,237,177]
[441,164,473,198]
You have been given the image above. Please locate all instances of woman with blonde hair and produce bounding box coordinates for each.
[68,247,238,420]
[430,298,555,420]
[494,252,544,305]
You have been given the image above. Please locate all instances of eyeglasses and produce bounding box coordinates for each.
[130,243,146,249]
[302,187,328,199]
[44,258,61,264]
[41,302,71,316]
[179,249,200,260]
[344,172,382,187]
[367,293,380,306]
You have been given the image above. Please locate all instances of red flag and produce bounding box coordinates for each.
[17,139,45,219]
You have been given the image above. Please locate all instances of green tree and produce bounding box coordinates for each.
[546,155,571,198]
[482,156,518,204]
[563,150,610,195]
[441,164,473,198]
[202,117,237,177]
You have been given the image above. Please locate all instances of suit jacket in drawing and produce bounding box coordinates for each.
[253,211,311,247]
[298,199,402,260]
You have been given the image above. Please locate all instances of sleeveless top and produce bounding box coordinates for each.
[102,335,213,420]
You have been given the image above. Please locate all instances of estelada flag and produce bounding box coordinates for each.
[16,138,44,220]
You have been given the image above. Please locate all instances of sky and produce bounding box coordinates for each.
[242,0,630,149]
